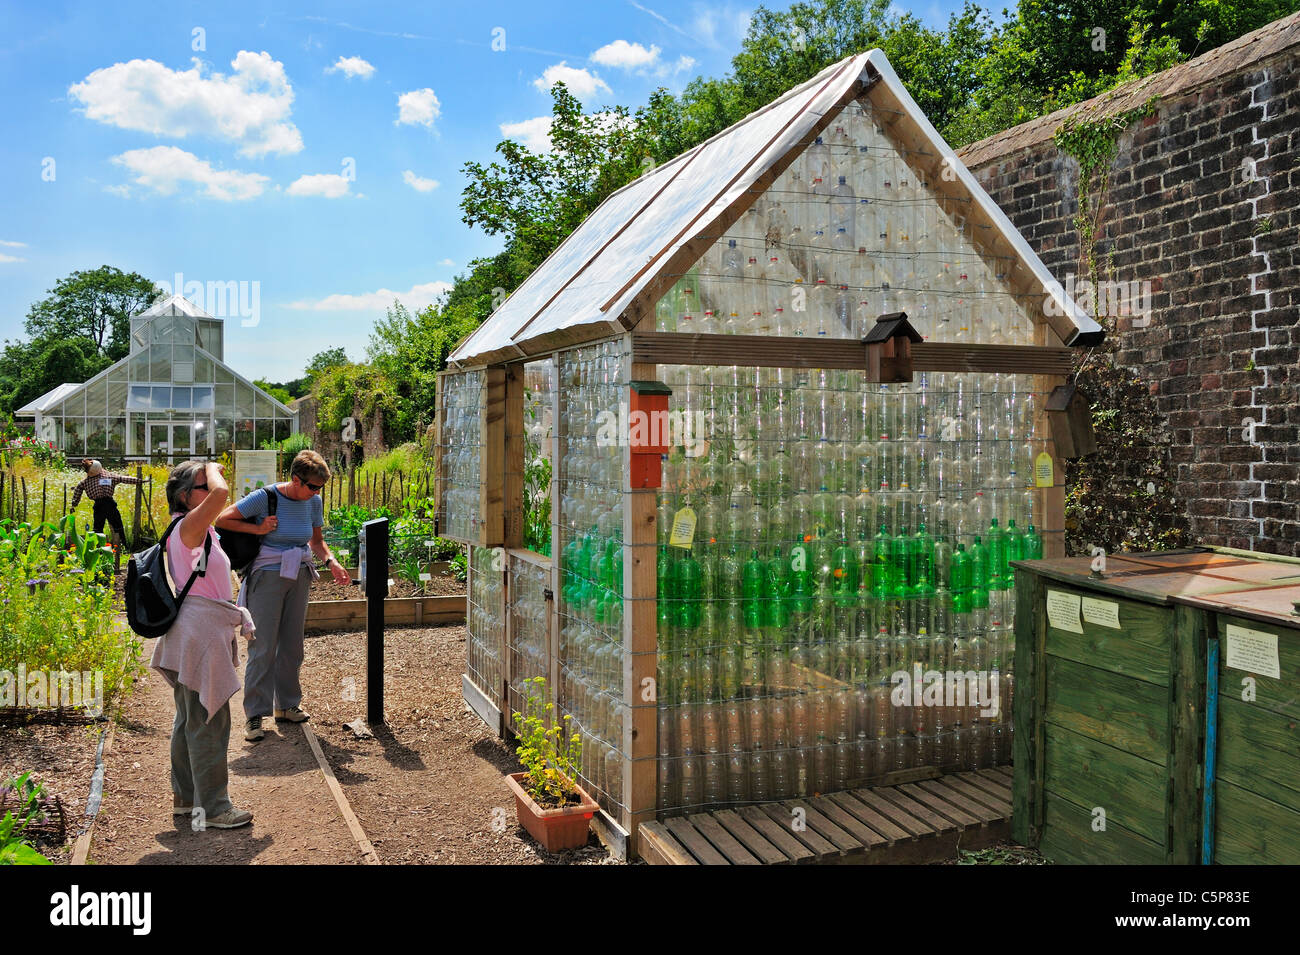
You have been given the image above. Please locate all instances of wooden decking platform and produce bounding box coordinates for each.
[639,767,1013,865]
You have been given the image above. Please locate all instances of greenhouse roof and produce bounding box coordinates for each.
[450,49,1102,368]
[137,293,217,320]
[15,382,80,417]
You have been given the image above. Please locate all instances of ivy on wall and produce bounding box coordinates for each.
[1051,96,1193,556]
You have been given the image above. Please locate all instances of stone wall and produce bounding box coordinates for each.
[957,12,1300,554]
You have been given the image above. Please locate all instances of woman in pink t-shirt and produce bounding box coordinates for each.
[158,460,253,830]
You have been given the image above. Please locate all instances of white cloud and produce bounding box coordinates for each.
[104,184,132,197]
[438,258,454,266]
[396,88,441,127]
[591,40,661,69]
[658,54,696,78]
[326,55,375,79]
[500,115,554,153]
[533,62,611,100]
[402,170,439,192]
[286,173,352,198]
[690,7,753,51]
[68,51,303,157]
[285,280,453,312]
[0,253,25,263]
[111,146,269,200]
[0,240,26,248]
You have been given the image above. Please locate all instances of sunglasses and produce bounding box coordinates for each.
[191,483,209,491]
[302,479,325,492]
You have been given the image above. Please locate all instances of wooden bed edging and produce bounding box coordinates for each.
[304,594,467,632]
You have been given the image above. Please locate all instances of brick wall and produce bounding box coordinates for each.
[958,14,1300,555]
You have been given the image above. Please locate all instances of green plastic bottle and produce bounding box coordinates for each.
[675,548,703,630]
[987,518,1007,591]
[911,523,936,594]
[951,543,971,614]
[1006,518,1025,566]
[1025,524,1044,560]
[742,549,766,628]
[765,547,791,628]
[831,538,858,608]
[969,535,989,610]
[872,524,892,599]
[788,540,813,613]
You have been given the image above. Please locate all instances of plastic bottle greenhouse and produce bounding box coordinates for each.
[437,51,1101,858]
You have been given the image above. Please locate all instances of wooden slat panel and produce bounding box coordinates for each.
[1169,603,1206,865]
[783,800,863,855]
[1044,591,1173,687]
[638,821,698,865]
[1216,696,1300,812]
[898,782,983,828]
[664,816,730,865]
[757,803,840,859]
[865,786,957,835]
[846,789,930,839]
[1043,724,1168,845]
[1044,655,1170,764]
[923,777,1004,822]
[961,772,1015,811]
[713,810,792,865]
[807,795,891,848]
[736,805,817,863]
[1214,778,1300,864]
[943,772,1012,815]
[1216,613,1300,721]
[690,812,762,865]
[1039,796,1165,865]
[630,332,1074,375]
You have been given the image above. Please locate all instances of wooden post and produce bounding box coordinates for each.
[1169,604,1207,864]
[21,476,27,521]
[347,450,355,505]
[1034,323,1068,558]
[1012,566,1042,846]
[479,366,506,548]
[62,481,67,520]
[504,362,526,550]
[622,351,658,857]
[41,478,46,524]
[548,355,562,730]
[131,465,143,545]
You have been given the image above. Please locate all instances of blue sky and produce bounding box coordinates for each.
[0,0,965,383]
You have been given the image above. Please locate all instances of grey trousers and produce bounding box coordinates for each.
[171,683,233,817]
[242,565,312,719]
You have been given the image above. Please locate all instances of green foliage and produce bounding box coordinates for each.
[0,773,55,865]
[254,378,292,406]
[511,677,583,807]
[0,517,143,712]
[523,391,551,556]
[23,266,160,361]
[367,303,480,440]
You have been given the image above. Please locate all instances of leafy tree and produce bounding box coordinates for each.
[0,336,111,415]
[254,378,292,405]
[24,266,160,362]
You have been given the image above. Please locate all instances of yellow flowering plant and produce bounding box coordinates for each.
[511,677,583,808]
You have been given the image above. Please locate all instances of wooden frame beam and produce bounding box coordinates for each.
[630,331,1075,376]
[503,361,526,550]
[478,366,506,547]
[622,349,659,857]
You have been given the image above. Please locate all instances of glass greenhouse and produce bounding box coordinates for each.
[17,295,297,461]
[438,51,1100,859]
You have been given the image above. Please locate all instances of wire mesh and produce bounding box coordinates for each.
[437,369,484,543]
[466,545,504,709]
[555,340,629,818]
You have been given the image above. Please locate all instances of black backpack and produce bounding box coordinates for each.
[219,485,278,576]
[125,515,212,638]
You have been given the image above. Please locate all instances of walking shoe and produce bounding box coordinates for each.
[206,808,253,829]
[245,717,265,741]
[274,706,310,723]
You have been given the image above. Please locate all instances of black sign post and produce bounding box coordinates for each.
[361,517,388,726]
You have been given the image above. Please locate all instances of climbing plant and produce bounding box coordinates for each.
[1053,97,1159,302]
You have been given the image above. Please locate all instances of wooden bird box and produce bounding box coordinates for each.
[863,312,923,383]
[1046,381,1098,459]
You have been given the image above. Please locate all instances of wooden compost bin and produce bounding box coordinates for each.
[1012,548,1300,865]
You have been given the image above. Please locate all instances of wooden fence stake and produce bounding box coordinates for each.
[41,478,46,524]
[132,465,143,545]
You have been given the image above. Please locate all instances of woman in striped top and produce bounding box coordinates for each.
[70,459,143,547]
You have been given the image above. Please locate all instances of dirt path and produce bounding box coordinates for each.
[91,637,364,865]
[298,626,615,864]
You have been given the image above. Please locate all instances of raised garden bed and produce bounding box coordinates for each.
[304,594,466,632]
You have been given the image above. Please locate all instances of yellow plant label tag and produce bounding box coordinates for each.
[1034,451,1054,488]
[669,507,697,549]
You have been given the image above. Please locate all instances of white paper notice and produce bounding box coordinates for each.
[1224,624,1281,679]
[1046,590,1084,634]
[1081,596,1121,629]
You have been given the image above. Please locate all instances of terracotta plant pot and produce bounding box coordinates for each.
[505,771,597,853]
